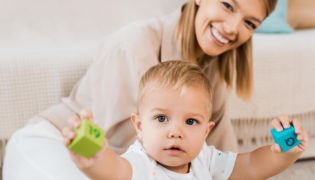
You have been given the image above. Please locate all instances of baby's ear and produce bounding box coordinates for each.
[205,121,215,138]
[131,113,143,138]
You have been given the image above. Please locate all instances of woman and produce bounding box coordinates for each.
[3,0,277,179]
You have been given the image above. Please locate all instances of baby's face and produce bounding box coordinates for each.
[132,85,214,173]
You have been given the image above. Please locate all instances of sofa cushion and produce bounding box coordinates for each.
[0,44,96,140]
[255,0,293,34]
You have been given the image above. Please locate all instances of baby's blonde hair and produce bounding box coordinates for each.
[137,60,213,116]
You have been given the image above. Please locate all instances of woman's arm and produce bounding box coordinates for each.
[62,110,132,180]
[229,116,308,180]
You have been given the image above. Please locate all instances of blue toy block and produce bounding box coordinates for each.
[270,125,301,152]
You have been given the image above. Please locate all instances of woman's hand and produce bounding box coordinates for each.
[62,109,107,169]
[270,115,308,153]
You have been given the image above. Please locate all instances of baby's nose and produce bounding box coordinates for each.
[168,132,183,139]
[168,125,184,139]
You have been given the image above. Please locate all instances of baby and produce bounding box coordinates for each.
[63,60,308,180]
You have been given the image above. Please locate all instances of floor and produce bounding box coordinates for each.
[1,160,314,180]
[269,159,315,180]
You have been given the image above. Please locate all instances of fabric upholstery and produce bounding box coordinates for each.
[256,0,293,33]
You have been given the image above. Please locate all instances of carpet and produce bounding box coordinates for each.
[270,159,315,180]
[1,160,314,180]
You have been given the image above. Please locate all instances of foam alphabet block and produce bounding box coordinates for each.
[270,125,300,152]
[69,119,105,158]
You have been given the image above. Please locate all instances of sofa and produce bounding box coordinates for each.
[1,0,315,175]
[229,29,315,158]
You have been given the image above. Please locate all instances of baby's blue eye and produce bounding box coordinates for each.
[186,118,198,125]
[156,115,168,123]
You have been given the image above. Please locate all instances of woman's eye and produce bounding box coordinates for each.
[155,115,168,123]
[222,2,233,12]
[186,118,198,125]
[245,20,257,29]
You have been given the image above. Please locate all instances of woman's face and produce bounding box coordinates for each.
[195,0,266,56]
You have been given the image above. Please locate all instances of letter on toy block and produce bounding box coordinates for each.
[69,119,105,158]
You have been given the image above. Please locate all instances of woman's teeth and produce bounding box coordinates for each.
[211,27,229,44]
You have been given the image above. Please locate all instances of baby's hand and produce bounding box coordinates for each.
[270,115,308,153]
[62,109,106,169]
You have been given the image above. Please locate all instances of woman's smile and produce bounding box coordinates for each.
[194,0,266,56]
[209,24,231,46]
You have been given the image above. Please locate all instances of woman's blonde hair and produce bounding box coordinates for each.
[138,61,213,115]
[176,0,277,101]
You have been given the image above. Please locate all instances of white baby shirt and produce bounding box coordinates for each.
[121,140,237,180]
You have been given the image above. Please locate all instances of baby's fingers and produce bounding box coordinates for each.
[271,118,284,132]
[293,119,309,142]
[68,115,81,130]
[292,119,303,135]
[292,119,307,141]
[79,109,94,122]
[62,127,76,146]
[279,115,291,129]
[62,115,81,145]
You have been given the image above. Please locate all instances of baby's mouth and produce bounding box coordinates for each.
[164,145,185,153]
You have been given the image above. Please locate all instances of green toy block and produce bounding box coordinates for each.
[69,119,105,158]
